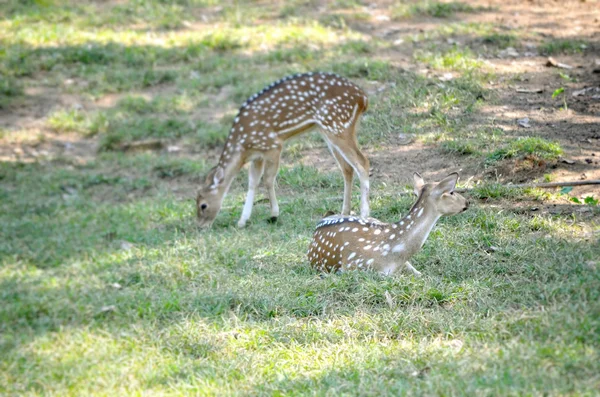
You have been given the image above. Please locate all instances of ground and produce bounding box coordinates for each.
[1,0,599,395]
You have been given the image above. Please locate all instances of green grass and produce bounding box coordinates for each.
[2,0,600,395]
[392,1,480,19]
[1,159,599,395]
[539,39,588,55]
[487,137,563,163]
[414,46,484,71]
[482,32,519,49]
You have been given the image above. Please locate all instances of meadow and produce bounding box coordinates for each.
[1,0,599,395]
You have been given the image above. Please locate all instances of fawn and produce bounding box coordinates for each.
[196,72,371,228]
[307,172,468,276]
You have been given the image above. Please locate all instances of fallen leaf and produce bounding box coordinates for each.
[397,133,414,145]
[561,158,576,164]
[499,47,519,58]
[586,261,598,270]
[384,291,394,309]
[517,117,531,128]
[119,241,134,251]
[411,366,431,378]
[439,72,454,81]
[117,139,165,152]
[546,57,573,69]
[97,305,116,315]
[516,87,543,93]
[447,339,464,352]
[572,87,599,97]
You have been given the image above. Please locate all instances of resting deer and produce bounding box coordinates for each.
[307,172,468,276]
[196,72,370,228]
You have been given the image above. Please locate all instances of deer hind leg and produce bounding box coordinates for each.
[238,158,265,228]
[328,136,370,218]
[327,143,354,215]
[263,153,281,222]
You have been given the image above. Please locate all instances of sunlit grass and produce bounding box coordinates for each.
[2,0,600,394]
[487,137,563,163]
[414,46,484,71]
[1,19,365,50]
[539,39,589,55]
[392,1,482,19]
[1,156,599,394]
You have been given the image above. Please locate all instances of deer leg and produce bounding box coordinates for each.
[238,158,264,228]
[263,154,281,222]
[404,261,422,277]
[329,138,370,218]
[326,142,354,215]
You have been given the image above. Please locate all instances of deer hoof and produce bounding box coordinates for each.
[267,216,278,224]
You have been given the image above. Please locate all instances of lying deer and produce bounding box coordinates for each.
[196,72,370,228]
[308,172,468,276]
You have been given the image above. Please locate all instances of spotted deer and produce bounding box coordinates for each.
[307,172,468,276]
[196,72,370,228]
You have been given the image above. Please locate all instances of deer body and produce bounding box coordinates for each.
[307,173,468,276]
[196,72,370,228]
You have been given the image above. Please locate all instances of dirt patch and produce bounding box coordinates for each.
[2,0,599,203]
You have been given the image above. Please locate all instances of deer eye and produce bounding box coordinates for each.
[200,203,208,210]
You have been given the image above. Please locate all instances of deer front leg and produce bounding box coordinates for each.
[263,155,281,222]
[403,261,422,277]
[238,159,264,228]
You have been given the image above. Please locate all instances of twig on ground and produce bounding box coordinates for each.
[456,180,600,192]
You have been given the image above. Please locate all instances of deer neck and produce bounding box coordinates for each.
[390,197,440,261]
[215,148,244,197]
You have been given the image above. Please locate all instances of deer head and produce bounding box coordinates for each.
[412,172,468,216]
[196,166,226,228]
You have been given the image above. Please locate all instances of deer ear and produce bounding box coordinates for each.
[434,173,459,195]
[213,167,224,186]
[413,172,425,196]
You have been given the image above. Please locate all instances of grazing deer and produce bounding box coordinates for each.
[307,172,468,276]
[196,72,370,228]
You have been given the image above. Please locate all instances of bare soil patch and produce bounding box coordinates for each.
[2,0,599,203]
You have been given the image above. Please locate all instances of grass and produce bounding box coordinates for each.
[392,1,479,19]
[487,137,563,163]
[2,0,599,395]
[482,32,519,49]
[1,158,599,395]
[414,46,484,71]
[539,39,588,55]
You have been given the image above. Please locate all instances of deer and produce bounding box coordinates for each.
[196,72,370,228]
[307,172,468,276]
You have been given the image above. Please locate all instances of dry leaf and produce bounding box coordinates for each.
[516,87,544,94]
[97,305,116,315]
[119,241,134,251]
[384,291,394,308]
[517,117,531,128]
[546,57,573,69]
